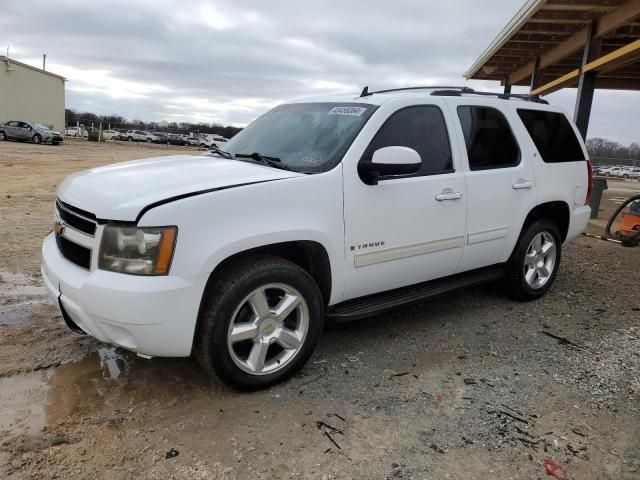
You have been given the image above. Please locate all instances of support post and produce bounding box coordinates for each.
[530,57,541,92]
[574,22,602,139]
[503,76,512,95]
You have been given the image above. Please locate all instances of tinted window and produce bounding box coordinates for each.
[457,106,520,170]
[362,106,453,176]
[517,109,586,163]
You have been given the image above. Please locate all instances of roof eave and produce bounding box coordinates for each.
[464,0,547,80]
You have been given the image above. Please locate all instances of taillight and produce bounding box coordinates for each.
[585,160,593,206]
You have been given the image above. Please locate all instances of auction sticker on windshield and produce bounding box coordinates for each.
[327,106,368,116]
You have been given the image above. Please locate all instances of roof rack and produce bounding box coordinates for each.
[359,85,548,104]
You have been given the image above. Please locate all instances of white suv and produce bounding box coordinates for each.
[42,86,592,390]
[199,134,228,149]
[126,130,147,142]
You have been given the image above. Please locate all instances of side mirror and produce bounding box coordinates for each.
[359,146,422,185]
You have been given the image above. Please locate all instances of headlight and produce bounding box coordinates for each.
[98,225,177,275]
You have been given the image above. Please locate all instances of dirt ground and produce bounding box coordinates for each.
[0,139,639,479]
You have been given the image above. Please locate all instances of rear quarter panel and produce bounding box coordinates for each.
[505,103,589,232]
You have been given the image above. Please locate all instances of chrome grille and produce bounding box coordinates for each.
[55,199,97,270]
[56,200,97,236]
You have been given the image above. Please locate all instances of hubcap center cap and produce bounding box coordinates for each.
[258,318,278,337]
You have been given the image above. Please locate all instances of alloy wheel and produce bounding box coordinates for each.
[226,283,309,375]
[523,231,557,289]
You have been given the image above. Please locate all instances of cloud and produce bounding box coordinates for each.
[2,0,639,142]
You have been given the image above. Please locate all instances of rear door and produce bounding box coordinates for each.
[4,121,19,139]
[446,99,537,272]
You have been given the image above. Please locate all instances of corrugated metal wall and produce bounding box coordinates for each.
[0,59,65,131]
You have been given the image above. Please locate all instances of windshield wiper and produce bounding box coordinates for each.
[210,148,233,159]
[235,152,292,171]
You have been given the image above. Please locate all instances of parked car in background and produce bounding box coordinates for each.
[187,137,200,146]
[146,132,164,143]
[0,121,63,145]
[113,129,129,141]
[200,134,229,149]
[616,166,637,178]
[126,130,147,142]
[622,167,640,179]
[168,134,187,146]
[102,130,117,140]
[604,167,624,177]
[65,126,89,138]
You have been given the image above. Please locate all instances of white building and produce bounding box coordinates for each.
[0,56,65,131]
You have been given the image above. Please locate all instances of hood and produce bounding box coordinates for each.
[58,155,303,221]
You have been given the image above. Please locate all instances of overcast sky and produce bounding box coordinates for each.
[2,0,639,143]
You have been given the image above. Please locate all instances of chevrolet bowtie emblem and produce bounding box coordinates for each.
[54,221,65,235]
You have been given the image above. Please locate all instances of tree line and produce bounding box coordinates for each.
[64,109,640,157]
[65,109,243,139]
[586,138,640,160]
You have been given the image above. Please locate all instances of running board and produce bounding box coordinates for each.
[327,265,506,321]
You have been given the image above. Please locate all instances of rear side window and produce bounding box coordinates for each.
[457,106,520,170]
[362,106,453,176]
[517,109,586,163]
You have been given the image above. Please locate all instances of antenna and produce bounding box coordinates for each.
[360,86,370,97]
[42,54,47,71]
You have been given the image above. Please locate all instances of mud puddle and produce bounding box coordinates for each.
[0,270,49,326]
[0,346,226,438]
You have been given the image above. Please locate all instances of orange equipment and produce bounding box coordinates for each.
[606,195,640,247]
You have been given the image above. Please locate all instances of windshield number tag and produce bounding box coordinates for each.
[327,106,367,117]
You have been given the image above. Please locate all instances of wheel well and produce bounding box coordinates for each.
[207,241,332,306]
[523,201,570,242]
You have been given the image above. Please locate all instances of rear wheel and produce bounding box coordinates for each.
[0,131,5,141]
[32,134,42,144]
[195,256,324,390]
[505,219,561,301]
[128,136,133,142]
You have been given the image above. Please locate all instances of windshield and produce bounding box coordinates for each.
[221,102,377,173]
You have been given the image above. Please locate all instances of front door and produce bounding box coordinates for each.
[16,122,32,141]
[342,101,467,301]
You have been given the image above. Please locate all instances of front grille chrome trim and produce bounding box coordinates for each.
[56,199,97,236]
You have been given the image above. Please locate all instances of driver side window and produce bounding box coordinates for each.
[360,106,453,177]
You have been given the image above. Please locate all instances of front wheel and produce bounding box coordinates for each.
[32,134,42,145]
[195,256,324,390]
[0,131,5,141]
[505,219,561,301]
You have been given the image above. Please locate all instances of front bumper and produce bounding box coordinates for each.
[41,233,208,357]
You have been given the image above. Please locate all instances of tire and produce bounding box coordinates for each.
[128,136,133,142]
[32,134,42,145]
[0,131,5,141]
[147,138,152,143]
[195,256,324,390]
[505,219,561,301]
[52,142,60,146]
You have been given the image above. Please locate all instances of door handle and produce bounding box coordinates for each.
[512,179,534,190]
[435,190,463,201]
